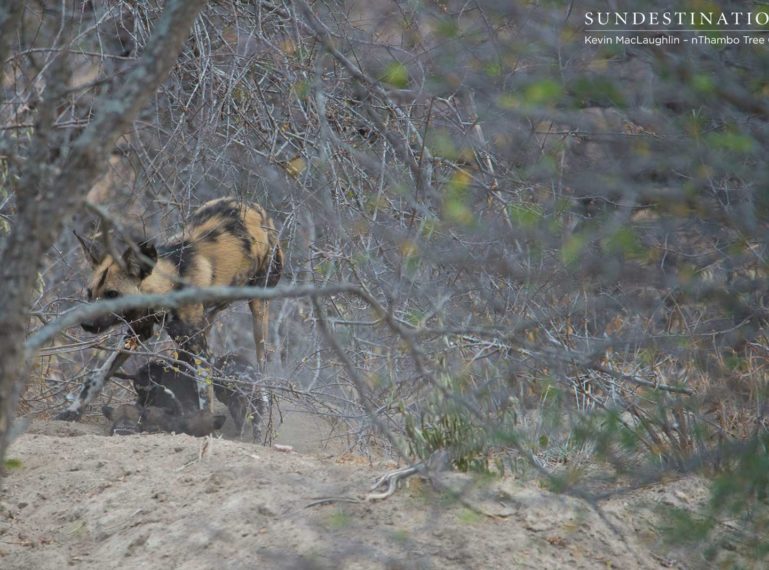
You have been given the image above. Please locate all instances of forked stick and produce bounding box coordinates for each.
[365,464,422,501]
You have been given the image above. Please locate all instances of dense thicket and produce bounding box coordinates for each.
[2,1,768,560]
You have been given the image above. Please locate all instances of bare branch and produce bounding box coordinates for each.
[26,284,361,355]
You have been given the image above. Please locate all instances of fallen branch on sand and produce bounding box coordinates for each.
[364,464,422,501]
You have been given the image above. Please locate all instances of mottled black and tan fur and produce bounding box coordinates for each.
[59,198,282,420]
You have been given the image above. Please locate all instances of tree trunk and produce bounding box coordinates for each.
[0,0,207,473]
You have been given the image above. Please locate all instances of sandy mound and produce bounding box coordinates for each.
[0,419,700,569]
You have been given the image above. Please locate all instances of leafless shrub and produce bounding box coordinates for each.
[3,7,769,554]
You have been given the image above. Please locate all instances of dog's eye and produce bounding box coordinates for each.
[104,290,120,299]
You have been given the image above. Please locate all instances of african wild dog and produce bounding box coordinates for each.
[114,354,268,441]
[57,197,282,421]
[102,404,226,437]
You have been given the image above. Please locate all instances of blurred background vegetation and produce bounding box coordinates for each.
[2,0,769,564]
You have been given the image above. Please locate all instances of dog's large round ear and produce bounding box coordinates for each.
[123,240,157,279]
[73,230,106,266]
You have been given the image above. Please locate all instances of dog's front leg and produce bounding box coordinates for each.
[167,315,214,412]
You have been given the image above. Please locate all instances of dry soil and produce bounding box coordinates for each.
[0,415,710,569]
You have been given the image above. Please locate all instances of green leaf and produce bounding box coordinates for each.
[570,77,625,106]
[561,234,586,265]
[436,20,459,38]
[691,73,714,93]
[704,131,755,153]
[507,204,543,228]
[523,79,563,106]
[428,130,458,160]
[603,227,644,258]
[382,62,409,88]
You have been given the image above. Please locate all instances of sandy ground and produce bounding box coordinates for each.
[0,414,710,570]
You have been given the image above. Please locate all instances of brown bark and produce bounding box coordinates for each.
[0,0,207,472]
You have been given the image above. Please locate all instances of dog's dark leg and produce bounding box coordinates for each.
[212,356,266,442]
[224,392,248,438]
[216,385,268,442]
[167,315,213,412]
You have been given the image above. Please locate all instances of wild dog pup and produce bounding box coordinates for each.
[58,197,282,421]
[102,404,226,437]
[116,354,268,441]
